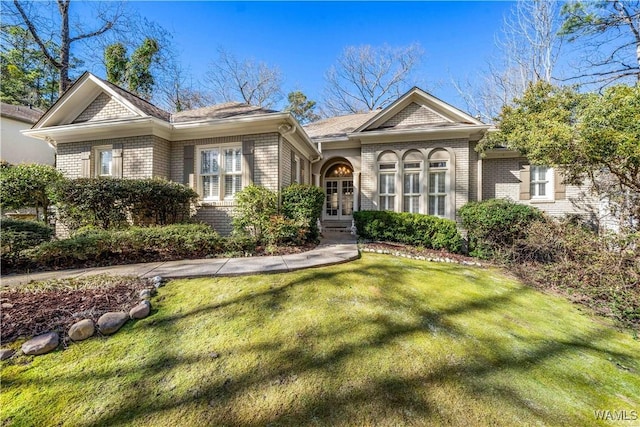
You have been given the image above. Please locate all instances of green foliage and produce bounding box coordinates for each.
[0,163,63,222]
[285,91,320,124]
[480,81,640,227]
[0,217,53,262]
[459,199,544,258]
[281,184,325,241]
[0,26,59,108]
[104,38,159,99]
[353,210,462,253]
[30,224,221,269]
[232,185,278,242]
[53,178,198,231]
[263,215,307,250]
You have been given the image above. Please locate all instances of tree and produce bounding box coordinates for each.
[480,81,640,227]
[323,43,423,115]
[11,0,125,95]
[0,163,64,223]
[206,48,283,108]
[560,1,640,86]
[0,26,60,108]
[104,38,159,99]
[285,91,319,124]
[158,61,214,112]
[453,0,562,122]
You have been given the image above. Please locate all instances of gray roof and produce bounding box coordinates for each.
[0,103,44,124]
[304,111,380,139]
[172,102,277,123]
[98,77,172,122]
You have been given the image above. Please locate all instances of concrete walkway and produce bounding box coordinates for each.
[0,232,359,287]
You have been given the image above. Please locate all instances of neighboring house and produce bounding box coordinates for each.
[0,103,54,165]
[24,72,594,235]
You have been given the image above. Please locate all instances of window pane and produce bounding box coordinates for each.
[380,173,395,194]
[404,173,420,194]
[202,175,219,198]
[403,195,419,213]
[201,149,219,174]
[224,175,242,198]
[380,196,395,211]
[224,148,241,173]
[437,172,445,193]
[99,150,112,176]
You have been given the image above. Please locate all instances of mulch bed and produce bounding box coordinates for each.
[1,276,152,345]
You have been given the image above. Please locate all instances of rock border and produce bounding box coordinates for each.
[361,246,484,266]
[0,276,166,360]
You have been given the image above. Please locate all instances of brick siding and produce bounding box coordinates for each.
[379,102,448,128]
[73,93,135,123]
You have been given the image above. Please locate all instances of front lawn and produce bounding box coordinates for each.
[1,254,639,426]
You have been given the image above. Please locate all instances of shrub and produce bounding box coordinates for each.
[232,185,278,242]
[512,218,640,329]
[281,184,325,241]
[0,217,54,262]
[0,164,63,222]
[30,224,221,268]
[459,199,544,258]
[53,178,198,231]
[354,210,462,253]
[263,215,307,247]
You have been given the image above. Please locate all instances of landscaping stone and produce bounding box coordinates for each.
[68,319,95,341]
[139,289,152,300]
[150,276,164,289]
[2,302,14,309]
[0,348,15,360]
[97,312,129,335]
[129,300,151,319]
[22,332,59,356]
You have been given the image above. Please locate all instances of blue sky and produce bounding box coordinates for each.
[124,1,515,110]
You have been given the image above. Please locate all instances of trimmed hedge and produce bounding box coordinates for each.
[0,217,54,261]
[30,224,223,269]
[53,178,198,230]
[353,210,462,253]
[459,199,544,258]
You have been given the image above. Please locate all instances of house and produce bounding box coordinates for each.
[24,72,593,235]
[1,103,54,165]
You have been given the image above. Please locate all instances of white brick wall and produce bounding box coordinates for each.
[379,102,447,128]
[482,157,597,218]
[73,93,135,123]
[360,139,471,221]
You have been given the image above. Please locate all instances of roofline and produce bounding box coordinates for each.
[353,86,484,133]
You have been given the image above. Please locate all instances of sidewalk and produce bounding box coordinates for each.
[0,232,359,287]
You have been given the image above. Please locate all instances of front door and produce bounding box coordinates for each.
[325,179,353,220]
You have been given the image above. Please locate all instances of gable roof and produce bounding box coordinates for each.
[353,86,484,133]
[99,77,171,121]
[0,103,44,124]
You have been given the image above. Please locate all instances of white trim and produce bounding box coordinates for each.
[93,145,113,177]
[195,142,243,202]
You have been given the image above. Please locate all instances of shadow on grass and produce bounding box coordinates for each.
[4,258,639,426]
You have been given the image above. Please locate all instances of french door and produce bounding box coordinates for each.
[325,179,354,220]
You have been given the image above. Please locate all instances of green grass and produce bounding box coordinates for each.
[2,254,639,426]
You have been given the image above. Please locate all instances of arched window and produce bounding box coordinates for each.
[377,151,398,211]
[403,150,423,213]
[427,149,450,217]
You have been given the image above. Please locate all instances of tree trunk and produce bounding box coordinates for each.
[58,0,71,94]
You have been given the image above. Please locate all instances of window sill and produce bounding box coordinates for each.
[529,198,555,204]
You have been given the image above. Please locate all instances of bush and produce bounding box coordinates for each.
[53,178,198,231]
[0,217,54,262]
[263,215,307,248]
[459,199,544,258]
[0,164,63,222]
[281,184,325,241]
[354,210,462,253]
[30,224,221,268]
[512,218,640,329]
[232,185,278,242]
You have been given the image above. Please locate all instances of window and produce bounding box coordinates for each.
[403,156,422,213]
[378,151,398,211]
[379,172,395,211]
[530,166,551,198]
[427,149,449,217]
[428,171,446,216]
[198,145,242,200]
[94,146,113,177]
